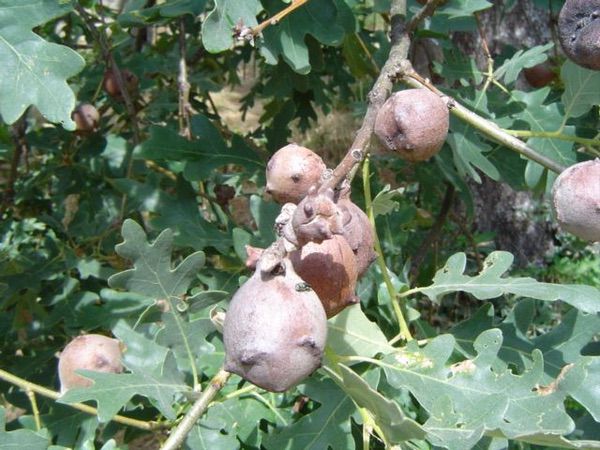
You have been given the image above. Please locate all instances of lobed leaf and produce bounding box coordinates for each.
[0,406,49,450]
[371,185,404,218]
[201,0,261,53]
[337,364,426,443]
[512,89,577,188]
[263,378,355,450]
[448,98,500,183]
[419,251,600,313]
[108,219,205,301]
[494,43,553,84]
[259,0,349,74]
[561,61,600,119]
[382,330,588,447]
[58,360,189,422]
[327,305,394,362]
[0,0,84,129]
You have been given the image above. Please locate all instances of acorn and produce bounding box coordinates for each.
[374,89,449,162]
[223,254,327,392]
[289,235,359,318]
[72,103,100,133]
[558,0,600,70]
[551,159,600,242]
[58,334,123,393]
[266,144,327,204]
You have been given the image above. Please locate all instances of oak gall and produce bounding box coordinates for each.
[72,103,100,133]
[58,334,123,393]
[558,0,600,70]
[374,89,449,161]
[223,258,327,392]
[266,144,326,204]
[551,159,600,242]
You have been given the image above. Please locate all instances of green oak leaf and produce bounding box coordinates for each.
[327,305,394,362]
[337,364,426,443]
[561,60,600,119]
[419,251,600,313]
[434,50,484,87]
[571,358,600,422]
[185,424,239,450]
[108,219,205,301]
[112,320,170,373]
[157,312,215,374]
[452,301,599,377]
[494,43,553,84]
[259,0,348,74]
[201,0,261,53]
[448,94,500,183]
[119,0,207,26]
[263,378,356,450]
[58,359,189,422]
[40,406,98,449]
[383,330,582,446]
[0,0,85,129]
[512,89,577,189]
[0,407,49,450]
[136,116,264,180]
[371,185,404,218]
[451,301,600,421]
[110,179,232,253]
[438,0,493,19]
[199,396,279,447]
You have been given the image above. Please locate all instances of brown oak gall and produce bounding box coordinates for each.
[374,89,449,162]
[523,61,557,88]
[223,257,327,392]
[72,103,100,133]
[552,159,600,242]
[291,187,344,246]
[103,68,139,99]
[266,144,326,204]
[558,0,600,70]
[58,334,123,393]
[290,235,359,318]
[337,192,377,277]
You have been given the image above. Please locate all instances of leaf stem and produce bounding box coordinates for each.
[165,297,201,391]
[504,129,600,149]
[358,407,374,450]
[26,389,41,431]
[0,368,162,431]
[397,286,424,298]
[252,0,311,36]
[407,0,447,33]
[363,157,413,342]
[160,368,230,450]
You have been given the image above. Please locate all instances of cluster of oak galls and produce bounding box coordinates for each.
[59,0,599,395]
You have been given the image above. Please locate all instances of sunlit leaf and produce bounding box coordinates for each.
[0,0,84,129]
[327,305,394,361]
[419,251,600,313]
